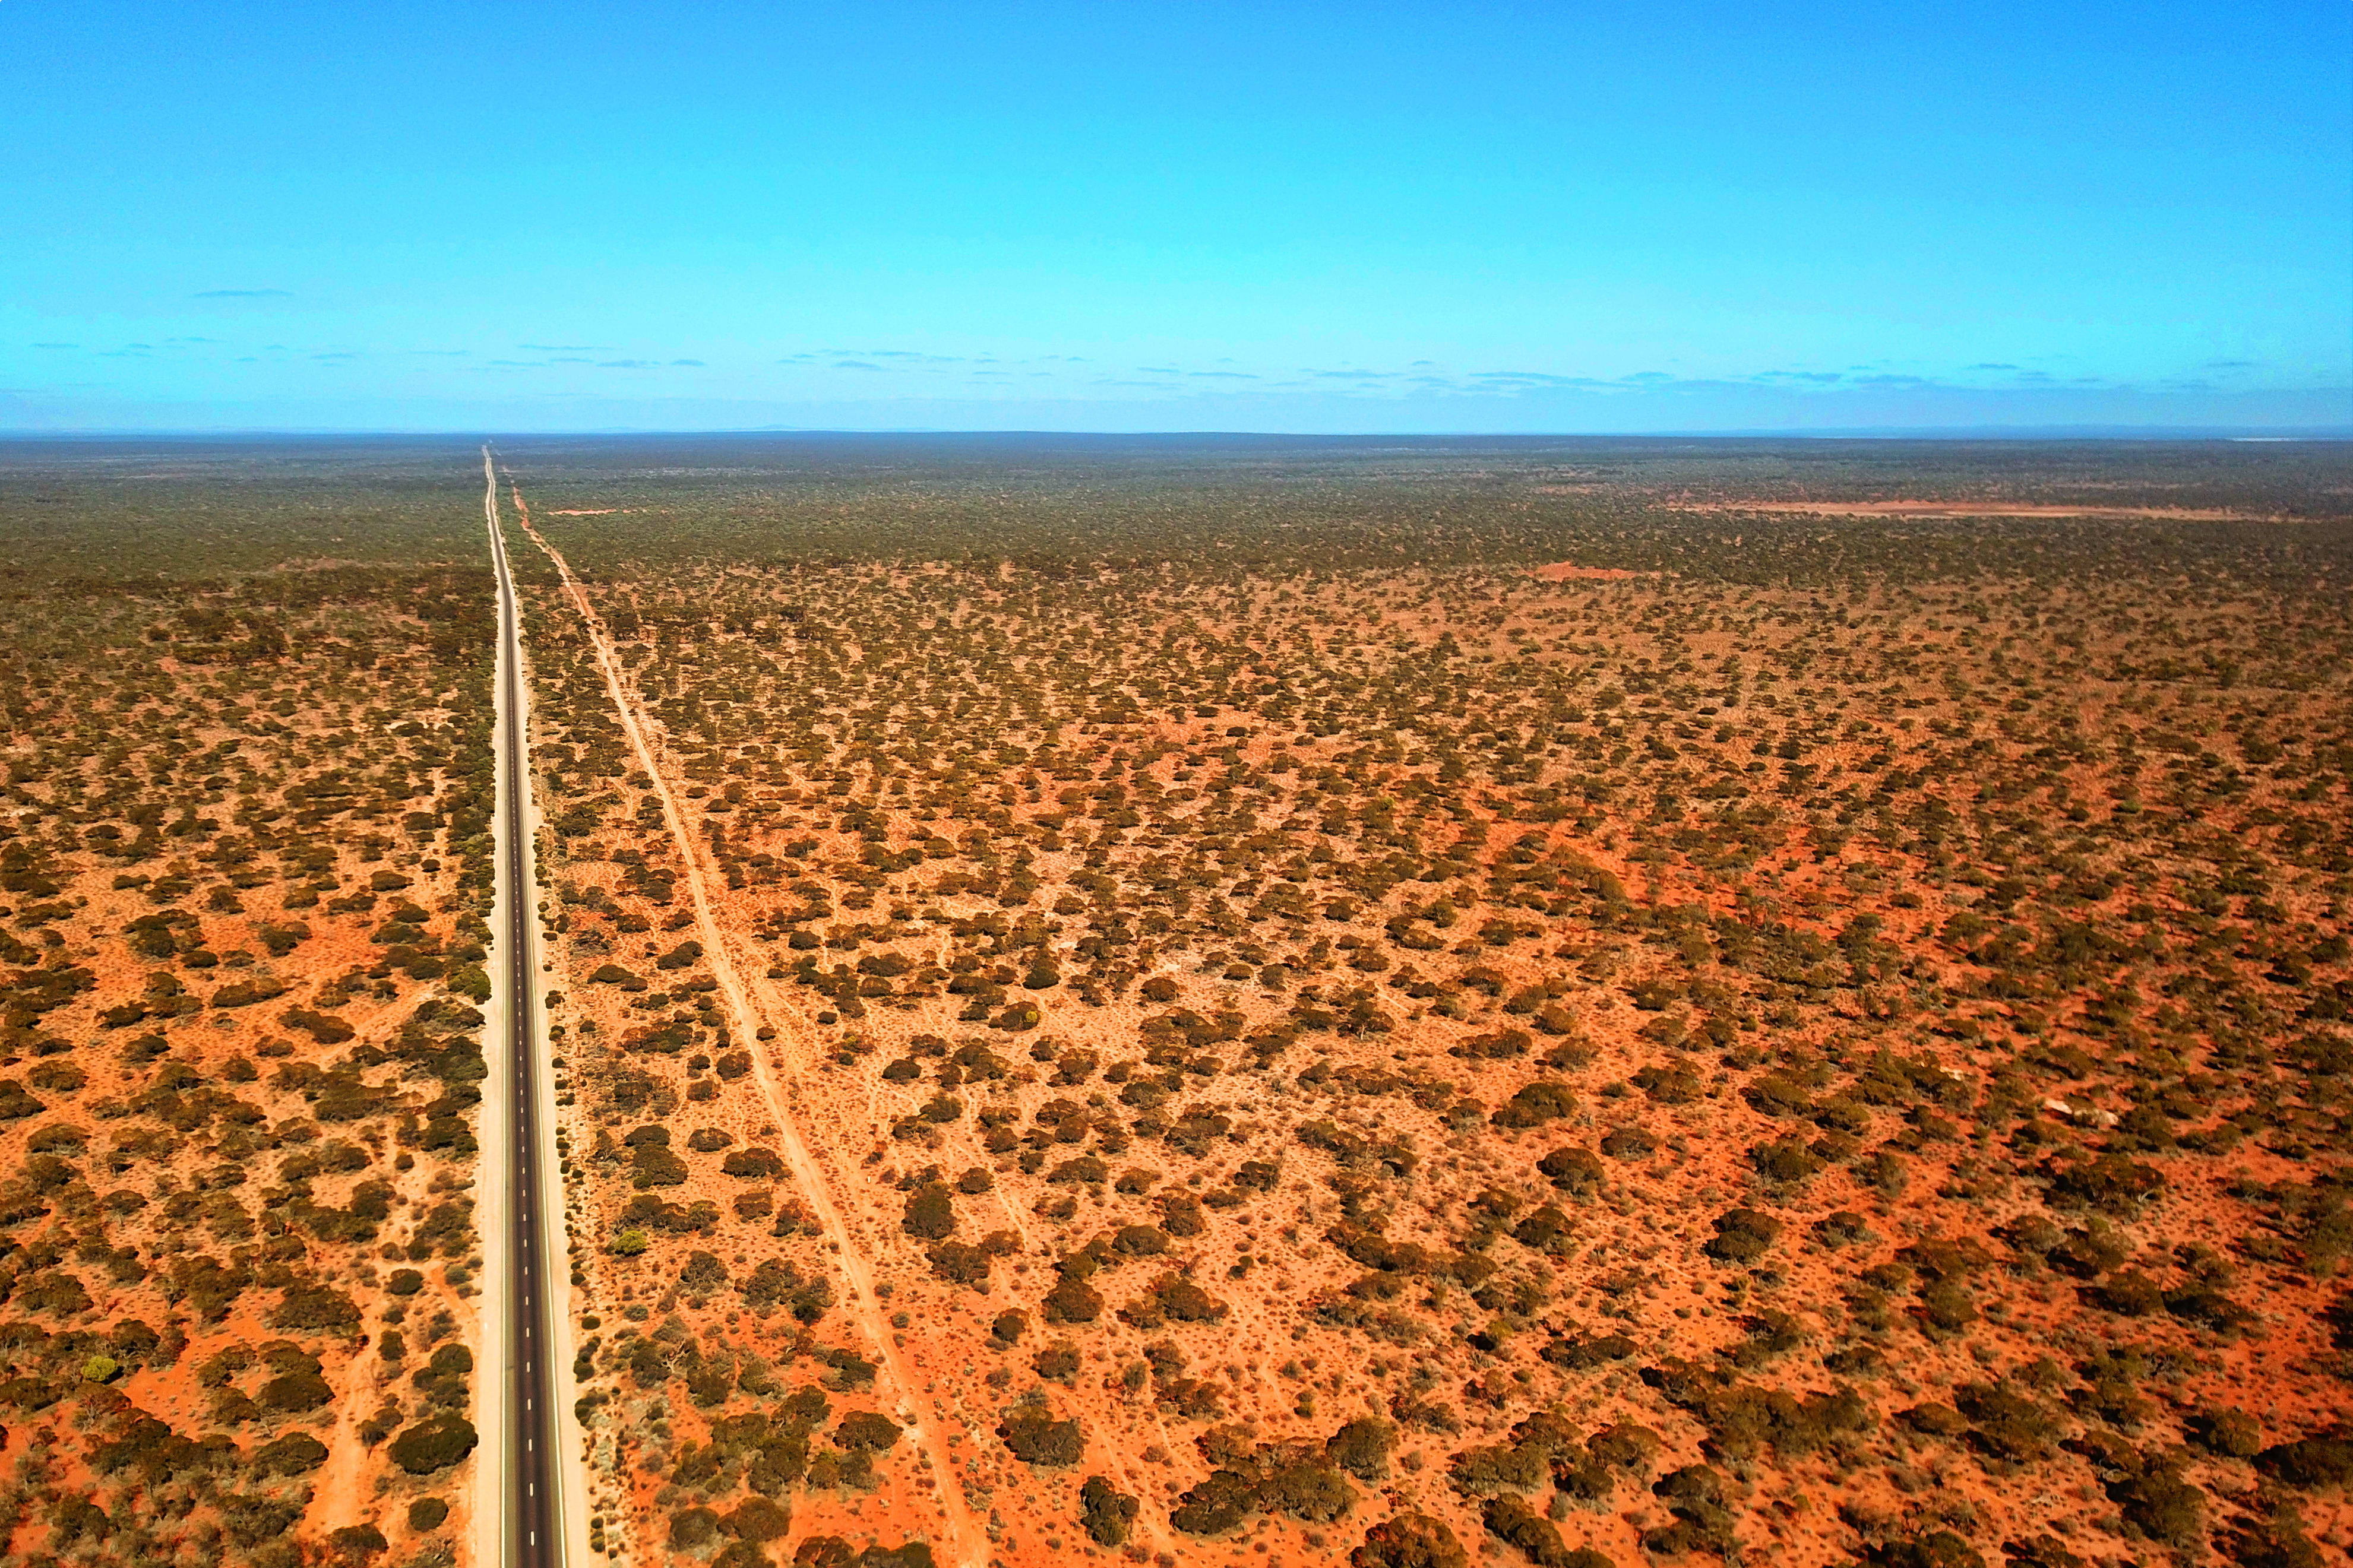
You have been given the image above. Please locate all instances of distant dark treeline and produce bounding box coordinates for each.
[3,433,2349,592]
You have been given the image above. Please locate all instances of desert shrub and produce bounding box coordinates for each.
[723,1497,793,1541]
[1492,1081,1576,1129]
[902,1181,955,1239]
[929,1241,991,1286]
[1541,1332,1637,1370]
[1511,1205,1575,1254]
[854,1545,936,1568]
[1042,1274,1103,1323]
[1353,1512,1468,1568]
[1171,1467,1258,1535]
[1327,1417,1397,1480]
[998,1407,1084,1466]
[1863,1531,1987,1568]
[836,1411,901,1451]
[1703,1208,1782,1263]
[1079,1475,1139,1546]
[2111,1465,2206,1547]
[672,1507,720,1547]
[2190,1408,2264,1458]
[723,1146,785,1178]
[1537,1144,1604,1195]
[408,1498,450,1532]
[260,1368,334,1412]
[1154,1274,1229,1323]
[390,1413,479,1475]
[1751,1135,1823,1185]
[1955,1382,2059,1464]
[1481,1496,1606,1567]
[253,1431,331,1475]
[2091,1269,2165,1317]
[1448,1441,1546,1494]
[1260,1460,1358,1522]
[1114,1224,1170,1256]
[2048,1155,2166,1214]
[1643,1464,1736,1556]
[272,1285,360,1333]
[2257,1434,2353,1487]
[16,1272,92,1317]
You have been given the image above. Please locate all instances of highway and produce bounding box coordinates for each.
[483,446,565,1568]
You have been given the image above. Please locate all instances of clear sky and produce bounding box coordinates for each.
[4,1,2347,433]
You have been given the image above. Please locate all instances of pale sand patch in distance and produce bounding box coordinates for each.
[1675,499,2275,520]
[1531,561,1646,580]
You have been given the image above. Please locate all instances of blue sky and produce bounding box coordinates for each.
[3,1,2346,432]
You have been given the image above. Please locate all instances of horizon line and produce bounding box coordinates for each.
[3,424,2350,442]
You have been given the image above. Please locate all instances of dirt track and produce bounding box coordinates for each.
[510,486,989,1567]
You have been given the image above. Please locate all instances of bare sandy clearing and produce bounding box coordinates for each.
[1675,499,2279,521]
[1530,562,1646,581]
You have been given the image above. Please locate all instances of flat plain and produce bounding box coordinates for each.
[4,433,2351,1568]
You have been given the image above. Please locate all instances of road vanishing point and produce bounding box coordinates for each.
[485,446,568,1568]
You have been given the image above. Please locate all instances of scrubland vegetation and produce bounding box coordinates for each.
[0,440,498,1567]
[502,433,2353,1568]
[5,432,2346,1568]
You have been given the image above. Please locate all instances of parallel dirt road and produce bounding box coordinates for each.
[508,483,988,1568]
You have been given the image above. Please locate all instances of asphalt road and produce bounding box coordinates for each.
[485,448,564,1568]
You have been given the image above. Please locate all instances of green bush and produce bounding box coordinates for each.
[2257,1435,2353,1487]
[997,1407,1083,1466]
[1481,1496,1605,1567]
[1170,1467,1257,1535]
[389,1413,479,1475]
[1863,1531,1986,1568]
[327,1523,388,1561]
[1351,1512,1468,1568]
[836,1411,901,1452]
[1326,1417,1397,1480]
[902,1182,955,1240]
[1492,1081,1576,1129]
[253,1432,331,1476]
[1703,1208,1782,1263]
[1079,1475,1138,1547]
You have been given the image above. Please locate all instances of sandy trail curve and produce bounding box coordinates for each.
[506,484,988,1568]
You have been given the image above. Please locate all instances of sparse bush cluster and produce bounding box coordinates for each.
[0,441,499,1564]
